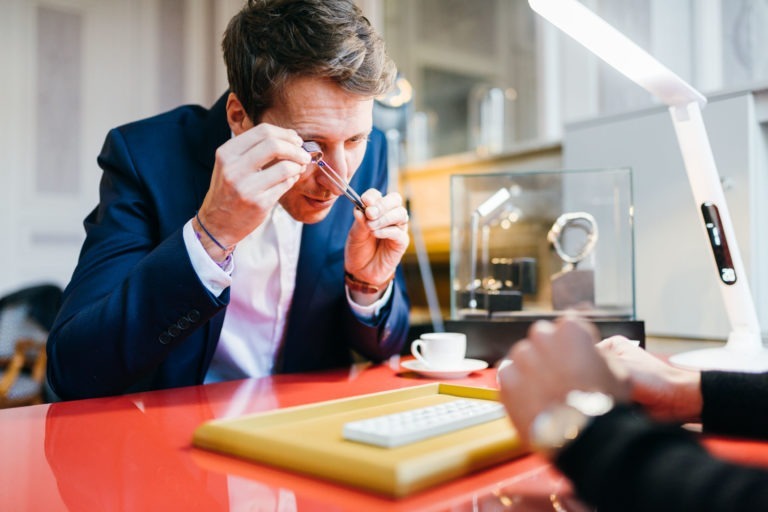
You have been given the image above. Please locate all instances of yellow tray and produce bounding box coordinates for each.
[193,383,525,497]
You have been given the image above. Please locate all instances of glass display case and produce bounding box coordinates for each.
[450,168,636,321]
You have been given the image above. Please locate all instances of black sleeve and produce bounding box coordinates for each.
[555,405,768,512]
[701,371,768,439]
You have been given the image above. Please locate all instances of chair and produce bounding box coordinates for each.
[0,283,63,408]
[0,338,47,407]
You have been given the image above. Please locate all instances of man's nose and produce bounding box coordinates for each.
[320,147,350,181]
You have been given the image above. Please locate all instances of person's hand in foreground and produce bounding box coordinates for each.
[597,336,702,423]
[497,316,632,447]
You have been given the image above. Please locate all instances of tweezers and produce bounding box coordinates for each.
[301,141,365,211]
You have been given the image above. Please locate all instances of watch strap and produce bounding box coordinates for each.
[344,271,394,294]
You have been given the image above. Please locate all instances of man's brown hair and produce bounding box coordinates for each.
[222,0,396,122]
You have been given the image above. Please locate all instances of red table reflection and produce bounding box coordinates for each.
[3,356,767,511]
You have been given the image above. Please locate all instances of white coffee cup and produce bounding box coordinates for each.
[410,332,467,369]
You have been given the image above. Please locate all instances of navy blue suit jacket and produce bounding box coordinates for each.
[47,94,410,400]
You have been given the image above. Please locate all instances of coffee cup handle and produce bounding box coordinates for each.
[411,340,430,367]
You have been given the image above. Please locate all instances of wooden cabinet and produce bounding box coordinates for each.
[400,141,562,259]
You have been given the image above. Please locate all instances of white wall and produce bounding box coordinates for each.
[564,90,768,340]
[0,1,242,508]
[0,0,239,297]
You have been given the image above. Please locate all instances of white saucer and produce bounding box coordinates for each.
[400,358,489,379]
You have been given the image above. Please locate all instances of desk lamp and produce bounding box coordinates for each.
[529,0,768,371]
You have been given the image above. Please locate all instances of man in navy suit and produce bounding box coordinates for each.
[47,0,410,400]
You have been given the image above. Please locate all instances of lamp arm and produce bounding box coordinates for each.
[669,102,761,350]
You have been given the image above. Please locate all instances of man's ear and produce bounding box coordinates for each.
[226,93,253,135]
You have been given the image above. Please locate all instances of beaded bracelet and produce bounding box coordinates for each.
[194,230,233,270]
[195,211,234,269]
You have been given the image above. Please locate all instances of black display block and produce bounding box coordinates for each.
[443,318,646,364]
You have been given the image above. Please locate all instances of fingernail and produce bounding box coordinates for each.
[531,320,555,335]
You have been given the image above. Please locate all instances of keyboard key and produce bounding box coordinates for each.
[343,399,506,448]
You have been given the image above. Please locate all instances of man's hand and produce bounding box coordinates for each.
[497,317,631,446]
[597,336,703,422]
[195,124,311,259]
[343,189,409,305]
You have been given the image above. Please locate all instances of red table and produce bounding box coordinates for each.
[3,356,768,511]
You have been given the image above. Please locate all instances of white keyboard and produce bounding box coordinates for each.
[342,399,506,448]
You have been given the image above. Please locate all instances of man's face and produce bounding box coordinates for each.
[260,76,373,224]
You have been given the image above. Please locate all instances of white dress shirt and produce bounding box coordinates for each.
[182,205,392,383]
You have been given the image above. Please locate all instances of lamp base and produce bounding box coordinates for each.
[669,346,768,373]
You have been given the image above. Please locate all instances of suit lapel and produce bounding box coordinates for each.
[292,212,338,316]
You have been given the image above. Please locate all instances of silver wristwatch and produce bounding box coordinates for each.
[530,390,614,456]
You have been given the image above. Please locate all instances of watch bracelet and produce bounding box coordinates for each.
[344,271,394,294]
[530,390,615,457]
